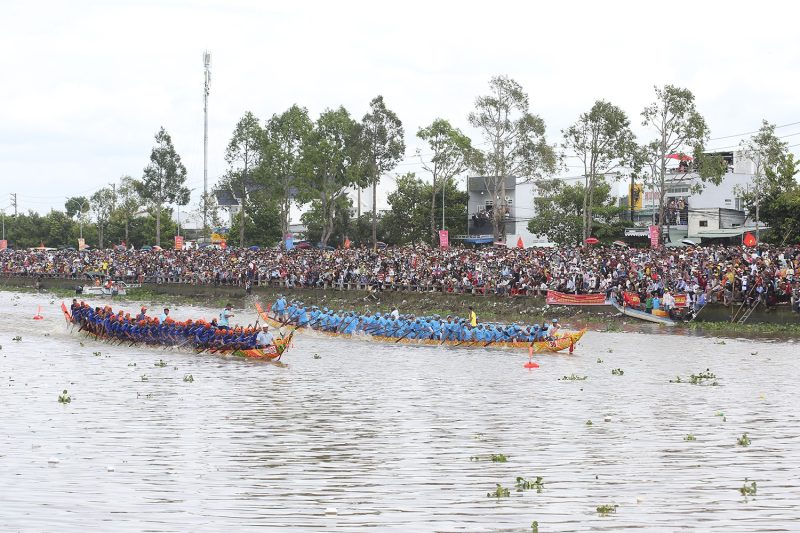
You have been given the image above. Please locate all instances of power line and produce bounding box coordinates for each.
[709,120,800,141]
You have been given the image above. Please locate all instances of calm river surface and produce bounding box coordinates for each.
[1,292,799,532]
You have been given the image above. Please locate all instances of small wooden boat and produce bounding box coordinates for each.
[255,303,585,353]
[613,302,677,326]
[62,303,292,360]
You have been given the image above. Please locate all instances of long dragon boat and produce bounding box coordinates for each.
[62,303,292,360]
[255,303,585,353]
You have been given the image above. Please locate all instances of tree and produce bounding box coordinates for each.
[223,112,263,248]
[228,191,282,247]
[138,127,189,247]
[382,172,469,246]
[468,75,558,241]
[362,96,405,249]
[44,209,75,247]
[527,179,627,247]
[299,106,366,246]
[190,190,224,241]
[300,195,353,247]
[416,118,476,246]
[65,196,90,239]
[90,186,115,249]
[641,85,724,245]
[736,151,800,243]
[562,100,635,241]
[259,105,311,249]
[737,120,790,243]
[114,175,141,246]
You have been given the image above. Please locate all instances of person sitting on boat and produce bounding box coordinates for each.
[256,325,274,349]
[273,294,287,322]
[374,312,388,337]
[546,319,560,340]
[431,315,443,340]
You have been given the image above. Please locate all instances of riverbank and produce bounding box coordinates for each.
[3,276,798,328]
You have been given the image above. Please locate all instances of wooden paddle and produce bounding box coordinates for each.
[394,329,415,343]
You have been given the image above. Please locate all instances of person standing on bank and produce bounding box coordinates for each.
[219,303,234,331]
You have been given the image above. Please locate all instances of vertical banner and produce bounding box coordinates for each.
[648,226,659,247]
[285,234,293,250]
[174,235,184,250]
[439,230,449,248]
[78,238,86,251]
[0,240,6,250]
[220,240,227,249]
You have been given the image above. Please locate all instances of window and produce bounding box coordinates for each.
[735,197,742,211]
[699,220,708,227]
[485,200,493,209]
[725,199,732,205]
[668,186,689,194]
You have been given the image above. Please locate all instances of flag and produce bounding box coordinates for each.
[517,237,524,248]
[743,232,756,246]
[344,238,351,248]
[220,240,227,249]
[121,241,126,246]
[40,242,44,248]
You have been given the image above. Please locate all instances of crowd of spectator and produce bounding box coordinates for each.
[2,243,799,313]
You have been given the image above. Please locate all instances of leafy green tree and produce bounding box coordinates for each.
[382,173,469,246]
[228,191,282,248]
[416,118,476,246]
[736,120,791,243]
[137,127,189,246]
[114,175,141,246]
[44,210,75,247]
[528,179,627,247]
[641,85,724,244]
[562,100,635,241]
[362,95,405,249]
[260,105,312,248]
[64,196,90,239]
[90,186,115,249]
[736,152,800,244]
[468,75,558,241]
[189,190,224,241]
[299,106,366,246]
[300,195,353,247]
[132,208,177,248]
[223,112,263,248]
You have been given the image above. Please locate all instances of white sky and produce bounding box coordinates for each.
[2,0,799,219]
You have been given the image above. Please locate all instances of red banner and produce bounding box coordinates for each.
[673,293,688,308]
[546,290,606,306]
[439,230,449,248]
[0,240,6,250]
[174,235,184,250]
[623,291,640,307]
[649,225,659,247]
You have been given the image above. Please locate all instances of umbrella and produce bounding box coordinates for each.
[152,246,162,251]
[249,246,260,250]
[681,239,697,246]
[198,243,209,248]
[668,153,693,161]
[585,237,599,244]
[140,245,153,251]
[493,241,507,246]
[613,240,627,247]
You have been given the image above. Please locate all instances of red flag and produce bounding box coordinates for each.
[344,238,351,248]
[41,242,44,248]
[121,241,126,246]
[517,237,524,248]
[743,232,756,246]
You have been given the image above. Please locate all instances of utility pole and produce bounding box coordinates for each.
[203,50,211,240]
[630,173,635,223]
[12,193,17,218]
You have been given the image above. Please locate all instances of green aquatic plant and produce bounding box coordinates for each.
[491,453,507,462]
[715,340,726,345]
[597,358,603,363]
[607,349,613,353]
[737,434,751,447]
[141,375,149,381]
[173,366,178,370]
[531,521,538,533]
[684,433,697,441]
[93,351,101,356]
[611,368,624,376]
[586,420,593,425]
[58,389,71,403]
[602,325,622,332]
[739,478,757,496]
[596,504,618,516]
[313,355,321,359]
[183,374,194,382]
[560,374,587,381]
[12,336,21,341]
[154,359,167,367]
[487,483,511,498]
[128,363,136,367]
[690,369,716,384]
[516,476,544,492]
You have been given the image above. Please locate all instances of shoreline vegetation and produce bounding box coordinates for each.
[4,282,799,339]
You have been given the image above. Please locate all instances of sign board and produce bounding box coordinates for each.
[285,234,293,251]
[439,230,449,248]
[211,228,229,244]
[78,238,87,251]
[0,240,6,250]
[648,226,660,246]
[546,290,606,306]
[174,235,184,250]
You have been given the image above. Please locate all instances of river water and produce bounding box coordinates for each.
[1,291,799,532]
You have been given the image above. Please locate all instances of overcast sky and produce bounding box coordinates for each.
[2,0,799,219]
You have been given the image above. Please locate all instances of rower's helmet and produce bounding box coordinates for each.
[400,315,405,319]
[454,316,459,320]
[478,324,484,328]
[323,307,328,311]
[435,314,440,319]
[446,315,451,319]
[553,318,558,323]
[338,309,343,313]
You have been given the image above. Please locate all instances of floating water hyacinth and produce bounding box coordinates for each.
[487,483,510,498]
[58,389,71,403]
[739,478,757,496]
[597,504,618,516]
[737,434,751,446]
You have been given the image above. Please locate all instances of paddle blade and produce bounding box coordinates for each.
[524,362,539,368]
